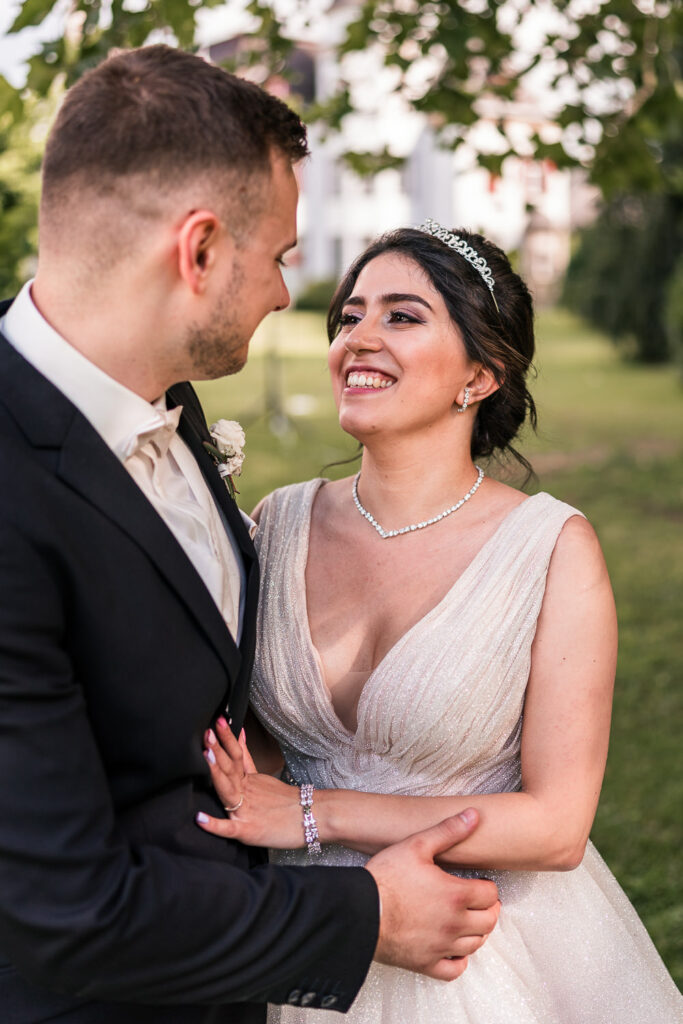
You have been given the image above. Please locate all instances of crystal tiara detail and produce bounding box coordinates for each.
[416,218,496,295]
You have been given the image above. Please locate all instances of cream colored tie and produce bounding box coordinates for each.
[123,404,241,639]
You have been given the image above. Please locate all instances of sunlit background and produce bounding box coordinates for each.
[1,0,681,987]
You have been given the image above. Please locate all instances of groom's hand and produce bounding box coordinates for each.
[366,808,500,981]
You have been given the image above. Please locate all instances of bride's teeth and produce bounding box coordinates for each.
[345,371,394,389]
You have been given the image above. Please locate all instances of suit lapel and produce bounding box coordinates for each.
[166,383,260,728]
[60,421,243,682]
[0,334,242,685]
[166,383,256,564]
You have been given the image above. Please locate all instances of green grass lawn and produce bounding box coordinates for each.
[196,307,683,987]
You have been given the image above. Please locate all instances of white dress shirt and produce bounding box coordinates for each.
[1,281,245,642]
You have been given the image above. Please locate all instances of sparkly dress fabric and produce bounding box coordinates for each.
[250,479,683,1024]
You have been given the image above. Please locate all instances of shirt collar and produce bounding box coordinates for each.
[1,280,170,462]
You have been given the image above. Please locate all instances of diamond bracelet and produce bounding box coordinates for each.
[300,783,322,856]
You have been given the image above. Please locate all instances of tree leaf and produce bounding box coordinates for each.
[9,0,56,34]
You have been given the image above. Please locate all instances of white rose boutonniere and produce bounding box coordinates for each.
[203,419,245,499]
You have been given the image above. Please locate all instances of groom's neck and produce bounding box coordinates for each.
[30,262,185,404]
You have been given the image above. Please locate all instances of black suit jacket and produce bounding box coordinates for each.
[0,304,379,1024]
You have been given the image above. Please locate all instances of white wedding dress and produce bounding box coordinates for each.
[250,479,683,1023]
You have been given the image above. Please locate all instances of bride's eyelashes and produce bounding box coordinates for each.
[387,309,425,325]
[339,308,426,329]
[338,311,362,328]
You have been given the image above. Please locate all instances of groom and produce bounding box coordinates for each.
[0,46,500,1023]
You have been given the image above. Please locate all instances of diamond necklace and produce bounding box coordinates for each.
[352,466,485,539]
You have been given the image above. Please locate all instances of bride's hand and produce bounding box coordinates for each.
[196,717,305,849]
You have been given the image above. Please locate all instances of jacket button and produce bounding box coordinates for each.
[321,995,338,1008]
[300,992,317,1006]
[286,990,301,1005]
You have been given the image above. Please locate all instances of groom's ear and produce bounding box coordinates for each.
[177,210,228,294]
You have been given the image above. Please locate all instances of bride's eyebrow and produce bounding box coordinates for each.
[343,292,434,311]
[382,292,433,311]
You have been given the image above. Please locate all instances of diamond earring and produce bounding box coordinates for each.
[456,386,471,413]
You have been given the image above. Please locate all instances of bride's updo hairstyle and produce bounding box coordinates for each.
[327,228,537,476]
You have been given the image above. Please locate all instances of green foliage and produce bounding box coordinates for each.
[2,0,682,359]
[313,0,681,195]
[341,147,405,176]
[8,0,223,92]
[294,277,338,312]
[563,192,682,363]
[5,0,682,195]
[0,81,58,296]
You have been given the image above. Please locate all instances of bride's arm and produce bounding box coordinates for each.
[199,516,617,872]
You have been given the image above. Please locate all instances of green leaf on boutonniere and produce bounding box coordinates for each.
[203,440,229,464]
[203,441,238,500]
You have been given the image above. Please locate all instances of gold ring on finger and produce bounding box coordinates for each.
[224,796,244,813]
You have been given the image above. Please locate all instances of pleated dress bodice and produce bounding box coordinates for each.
[250,479,683,1024]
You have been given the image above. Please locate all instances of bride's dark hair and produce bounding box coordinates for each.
[327,227,537,478]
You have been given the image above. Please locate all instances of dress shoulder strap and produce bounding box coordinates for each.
[470,491,586,596]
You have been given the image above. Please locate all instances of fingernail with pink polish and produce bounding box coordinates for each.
[206,729,216,746]
[196,812,209,824]
[204,748,216,766]
[217,716,228,729]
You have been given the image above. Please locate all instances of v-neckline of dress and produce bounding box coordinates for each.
[298,478,543,741]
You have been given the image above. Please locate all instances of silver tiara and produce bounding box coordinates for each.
[416,218,496,295]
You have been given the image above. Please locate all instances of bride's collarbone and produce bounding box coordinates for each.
[308,528,472,618]
[310,482,528,599]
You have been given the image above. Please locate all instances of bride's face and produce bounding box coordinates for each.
[328,252,476,443]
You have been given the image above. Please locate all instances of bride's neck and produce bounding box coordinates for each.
[355,440,480,531]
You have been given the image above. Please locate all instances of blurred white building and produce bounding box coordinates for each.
[208,4,599,307]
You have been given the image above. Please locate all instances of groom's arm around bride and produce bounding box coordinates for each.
[0,45,500,1024]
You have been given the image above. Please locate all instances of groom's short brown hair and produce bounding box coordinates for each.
[41,44,308,229]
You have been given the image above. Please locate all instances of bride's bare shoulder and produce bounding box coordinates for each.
[480,476,531,519]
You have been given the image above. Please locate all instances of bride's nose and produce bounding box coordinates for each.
[343,318,383,354]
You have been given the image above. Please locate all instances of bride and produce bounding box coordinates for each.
[197,222,683,1022]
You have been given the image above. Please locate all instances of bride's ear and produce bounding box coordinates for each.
[457,363,501,408]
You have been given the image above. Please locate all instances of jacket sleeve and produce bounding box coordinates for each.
[0,523,379,1011]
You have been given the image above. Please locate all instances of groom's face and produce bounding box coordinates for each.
[187,151,299,380]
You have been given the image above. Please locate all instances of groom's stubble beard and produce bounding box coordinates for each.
[185,258,251,380]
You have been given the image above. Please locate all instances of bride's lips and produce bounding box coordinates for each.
[343,365,397,393]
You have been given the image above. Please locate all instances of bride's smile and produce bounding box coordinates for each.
[343,367,396,391]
